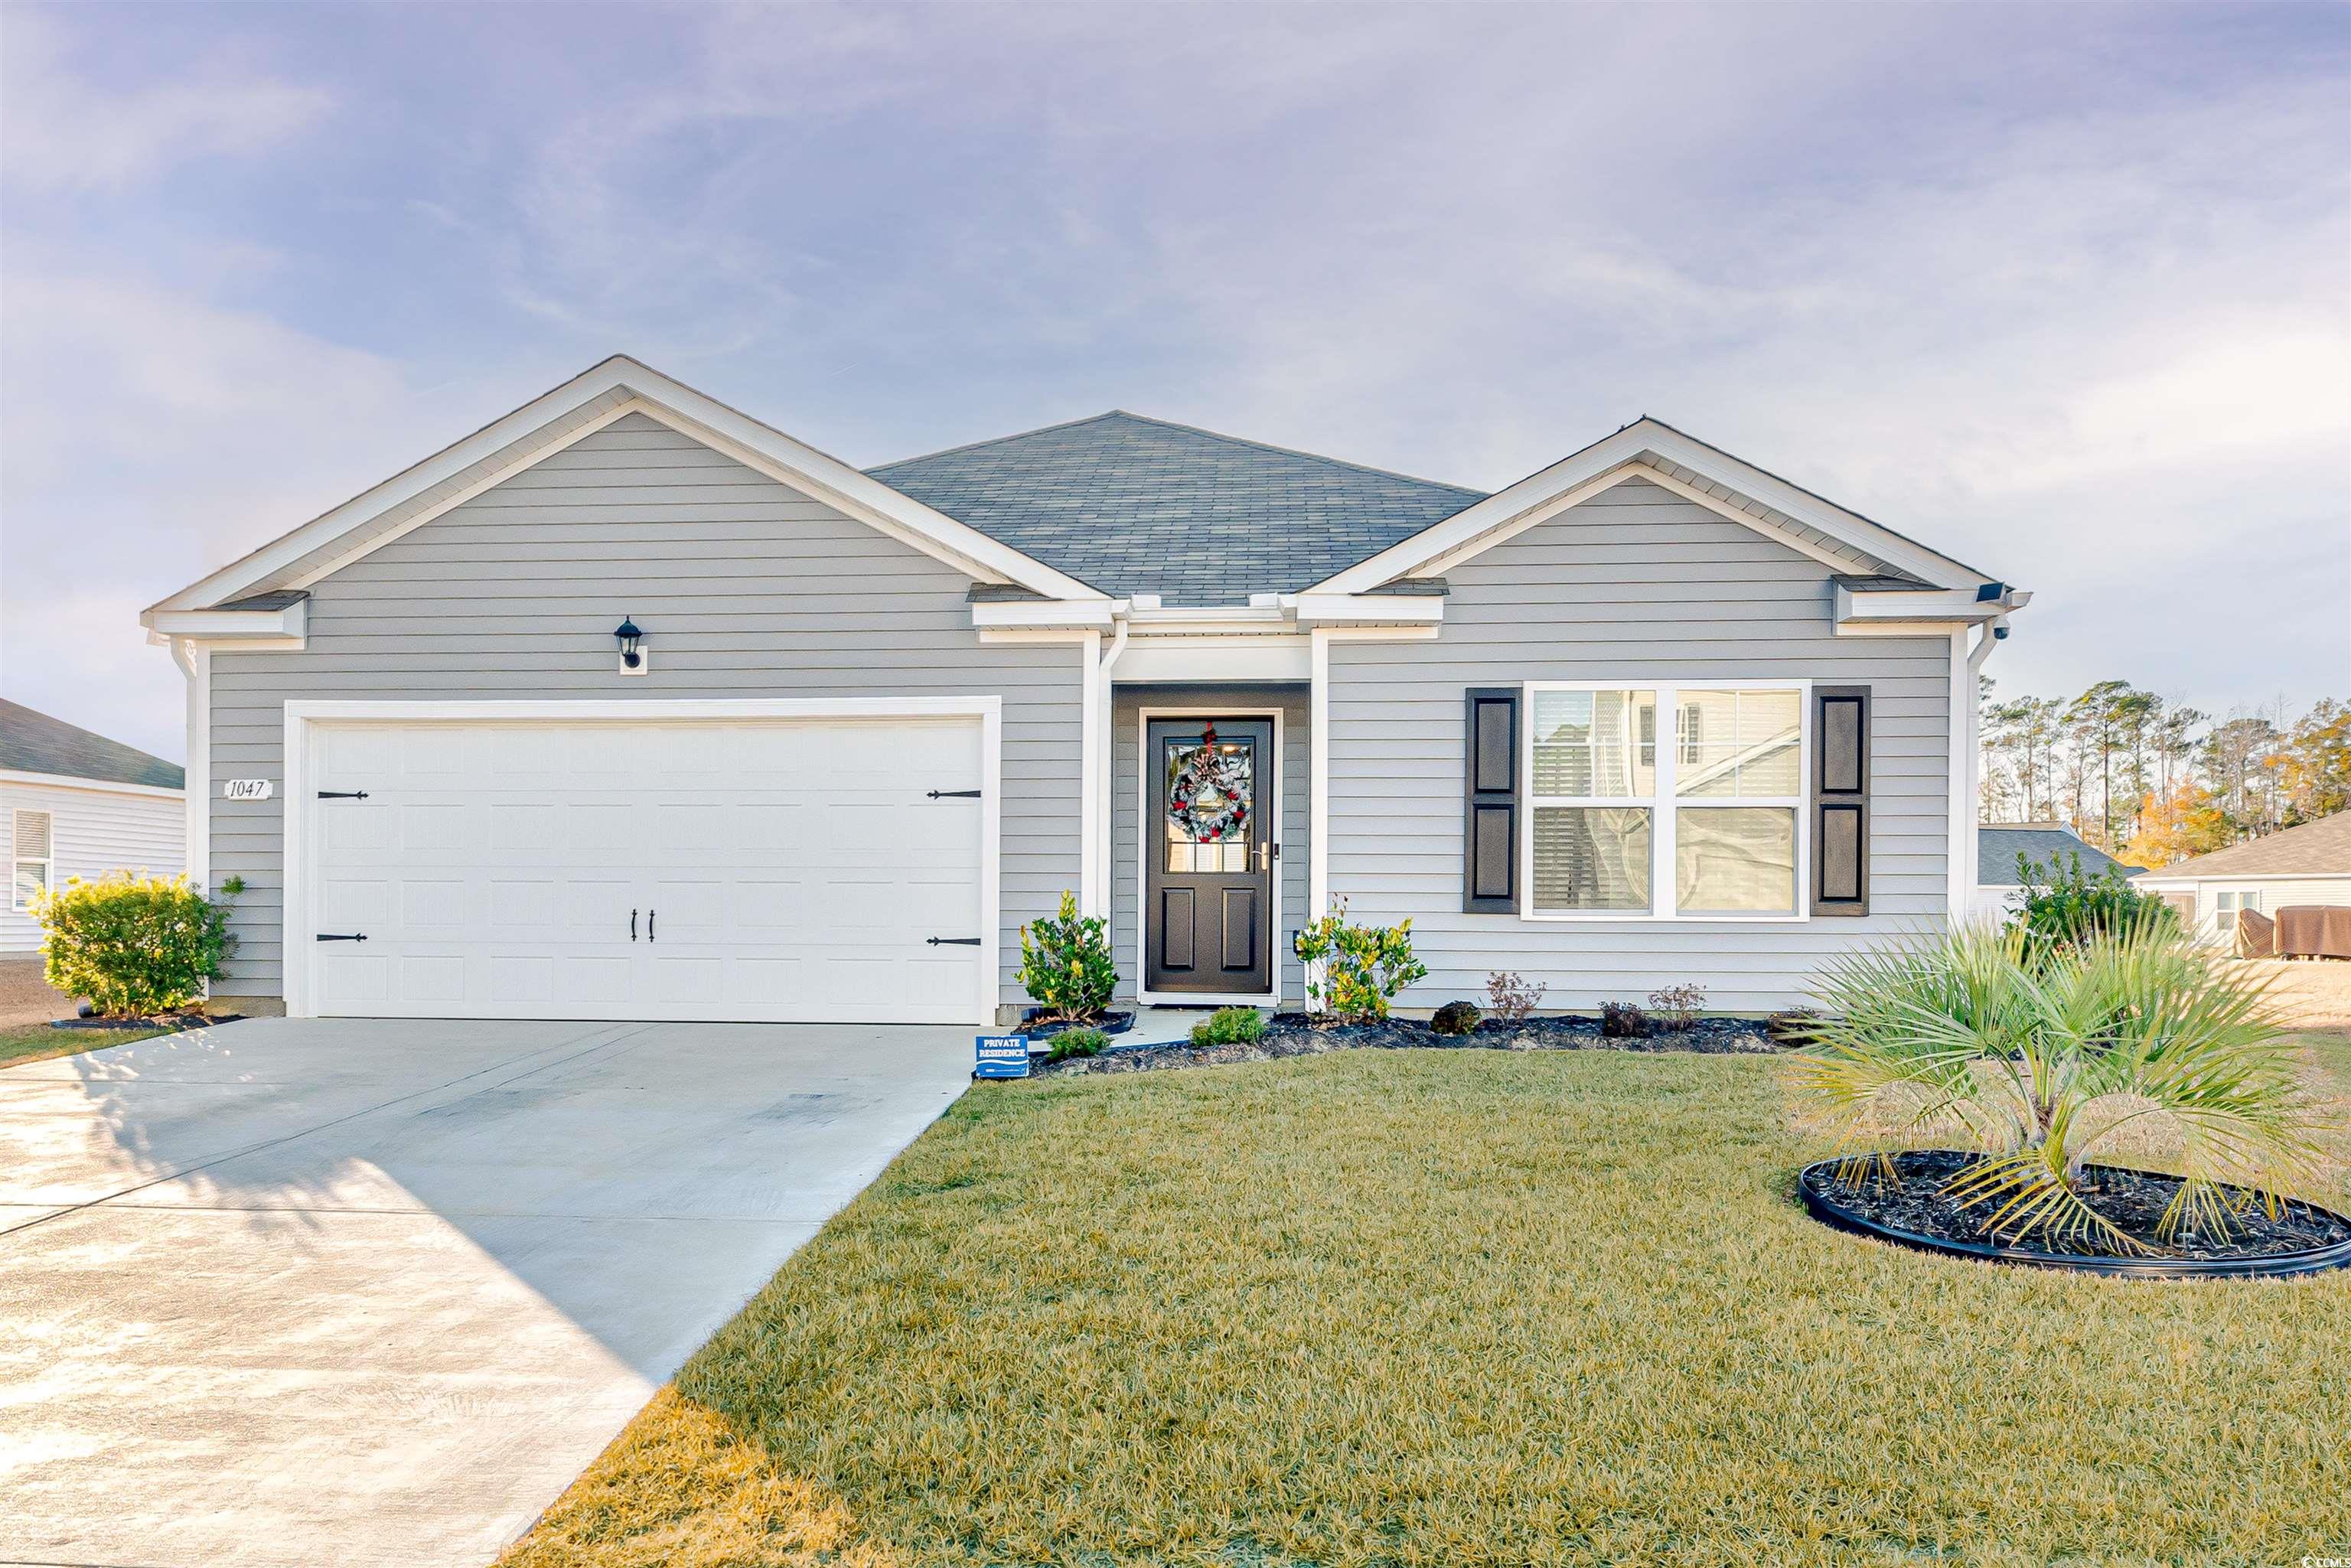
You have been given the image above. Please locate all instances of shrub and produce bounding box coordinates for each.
[1795,913,2319,1252]
[2010,849,2174,950]
[1430,999,1482,1036]
[1763,1007,1822,1048]
[1018,892,1117,1022]
[1045,1026,1109,1064]
[1599,1001,1651,1039]
[1293,898,1428,1022]
[1188,1007,1267,1047]
[1648,983,1706,1032]
[35,872,236,1017]
[1485,970,1545,1023]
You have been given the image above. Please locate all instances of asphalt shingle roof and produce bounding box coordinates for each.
[1,700,184,790]
[1978,826,2139,887]
[2134,811,2351,882]
[868,411,1487,605]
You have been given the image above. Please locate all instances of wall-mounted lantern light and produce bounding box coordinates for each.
[615,616,648,675]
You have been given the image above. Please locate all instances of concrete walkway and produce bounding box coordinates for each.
[0,1018,974,1568]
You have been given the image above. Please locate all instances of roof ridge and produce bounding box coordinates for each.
[870,408,1488,499]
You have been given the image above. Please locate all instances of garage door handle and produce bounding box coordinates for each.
[927,936,982,946]
[927,789,982,800]
[317,933,368,942]
[630,909,637,941]
[647,909,655,941]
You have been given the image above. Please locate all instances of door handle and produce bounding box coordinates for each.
[631,908,637,942]
[648,909,655,942]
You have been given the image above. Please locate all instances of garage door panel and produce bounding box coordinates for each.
[307,715,987,1023]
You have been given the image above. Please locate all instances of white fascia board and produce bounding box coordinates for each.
[970,600,1120,631]
[0,769,185,802]
[1835,585,2018,624]
[148,356,1107,617]
[1306,419,1991,596]
[1293,592,1444,627]
[147,601,308,643]
[1115,636,1313,683]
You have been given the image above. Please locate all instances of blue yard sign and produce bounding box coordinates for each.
[974,1034,1031,1079]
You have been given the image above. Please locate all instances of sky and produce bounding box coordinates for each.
[3,1,2346,763]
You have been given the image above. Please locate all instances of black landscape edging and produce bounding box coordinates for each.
[1798,1154,2351,1280]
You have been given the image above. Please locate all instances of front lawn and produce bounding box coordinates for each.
[0,1022,166,1069]
[505,1036,2351,1568]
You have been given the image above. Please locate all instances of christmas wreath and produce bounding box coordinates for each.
[1166,729,1252,843]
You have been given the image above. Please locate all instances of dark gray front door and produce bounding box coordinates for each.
[1145,716,1273,995]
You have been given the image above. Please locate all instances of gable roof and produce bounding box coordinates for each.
[869,411,1487,605]
[2,700,184,791]
[1306,416,1991,597]
[1977,824,2137,887]
[2134,813,2351,882]
[148,356,1110,617]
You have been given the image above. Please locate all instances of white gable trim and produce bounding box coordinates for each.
[1306,419,1987,597]
[145,357,1108,619]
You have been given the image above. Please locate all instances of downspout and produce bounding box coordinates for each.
[1955,616,2005,922]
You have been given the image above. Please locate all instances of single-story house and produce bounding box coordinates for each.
[2134,812,2351,946]
[139,357,2025,1025]
[2,699,187,955]
[1968,822,2140,926]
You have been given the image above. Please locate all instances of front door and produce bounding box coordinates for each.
[1145,716,1274,996]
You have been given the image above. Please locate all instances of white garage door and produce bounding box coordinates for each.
[298,714,989,1023]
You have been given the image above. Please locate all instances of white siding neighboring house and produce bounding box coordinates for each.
[1968,823,2140,927]
[2134,813,2351,947]
[139,356,2027,1024]
[1,700,187,955]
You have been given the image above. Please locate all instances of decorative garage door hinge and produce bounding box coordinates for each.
[926,788,982,799]
[317,790,370,799]
[926,936,982,946]
[316,933,369,942]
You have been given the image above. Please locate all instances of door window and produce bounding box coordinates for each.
[1163,730,1255,873]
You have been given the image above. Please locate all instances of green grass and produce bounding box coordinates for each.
[0,1022,166,1068]
[504,1036,2351,1568]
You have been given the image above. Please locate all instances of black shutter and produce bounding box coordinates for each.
[1463,688,1520,912]
[1813,685,1870,917]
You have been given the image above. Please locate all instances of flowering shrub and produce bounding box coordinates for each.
[1293,898,1427,1022]
[35,872,237,1017]
[1018,892,1117,1022]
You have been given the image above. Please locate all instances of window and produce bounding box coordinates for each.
[1526,683,1807,919]
[12,810,53,911]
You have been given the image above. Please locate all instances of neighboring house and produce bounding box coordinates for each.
[2134,813,2351,944]
[1969,823,2140,926]
[139,357,2024,1025]
[1,700,187,954]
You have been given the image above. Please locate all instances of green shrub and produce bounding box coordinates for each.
[1430,999,1482,1036]
[2010,849,2174,950]
[1045,1026,1110,1064]
[1796,914,2317,1252]
[1599,1001,1651,1039]
[1293,898,1428,1022]
[1188,1007,1267,1047]
[35,872,236,1017]
[1018,892,1117,1022]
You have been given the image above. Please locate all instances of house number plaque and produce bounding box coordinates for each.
[222,779,274,800]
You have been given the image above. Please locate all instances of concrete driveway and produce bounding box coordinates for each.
[0,1018,974,1568]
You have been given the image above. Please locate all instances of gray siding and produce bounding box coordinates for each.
[207,412,1082,1003]
[1112,683,1309,1006]
[1325,478,1952,1013]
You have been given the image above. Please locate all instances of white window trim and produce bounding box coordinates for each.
[1518,679,1812,924]
[12,808,55,911]
[1134,706,1284,1007]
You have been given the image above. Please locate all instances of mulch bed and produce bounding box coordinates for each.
[1041,1012,1777,1075]
[49,1012,233,1032]
[1802,1148,2351,1266]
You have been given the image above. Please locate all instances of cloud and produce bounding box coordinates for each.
[0,9,332,191]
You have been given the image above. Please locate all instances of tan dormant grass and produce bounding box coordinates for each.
[504,1041,2351,1568]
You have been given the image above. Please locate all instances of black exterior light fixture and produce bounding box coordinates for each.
[614,615,648,675]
